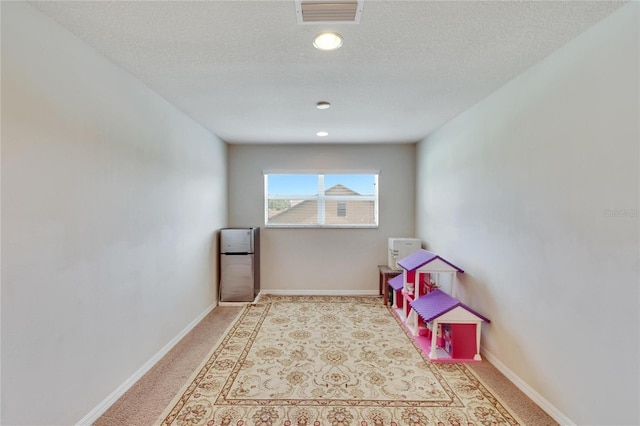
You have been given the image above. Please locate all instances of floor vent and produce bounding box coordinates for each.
[295,1,363,24]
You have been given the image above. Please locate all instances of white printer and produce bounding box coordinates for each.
[387,237,421,270]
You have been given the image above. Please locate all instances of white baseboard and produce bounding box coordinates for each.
[218,301,253,306]
[76,302,217,426]
[481,347,575,426]
[261,289,380,296]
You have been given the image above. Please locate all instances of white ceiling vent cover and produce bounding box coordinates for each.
[295,0,363,24]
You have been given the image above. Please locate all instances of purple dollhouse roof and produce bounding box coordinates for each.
[388,274,404,291]
[410,289,490,323]
[396,249,464,273]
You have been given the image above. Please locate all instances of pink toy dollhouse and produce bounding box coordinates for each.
[395,249,464,329]
[411,289,490,362]
[388,249,490,362]
[388,273,404,311]
[397,249,464,298]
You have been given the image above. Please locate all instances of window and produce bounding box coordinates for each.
[264,172,378,228]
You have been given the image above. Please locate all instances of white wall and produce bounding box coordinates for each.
[416,3,638,425]
[228,144,416,293]
[1,3,227,425]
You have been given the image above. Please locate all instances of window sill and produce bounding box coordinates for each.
[265,224,379,229]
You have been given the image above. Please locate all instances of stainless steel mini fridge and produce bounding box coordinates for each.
[219,227,260,302]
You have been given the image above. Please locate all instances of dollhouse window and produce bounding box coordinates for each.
[264,172,378,228]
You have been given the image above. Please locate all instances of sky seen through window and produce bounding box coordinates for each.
[267,174,376,196]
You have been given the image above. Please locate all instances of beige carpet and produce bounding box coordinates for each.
[96,296,557,426]
[155,295,539,425]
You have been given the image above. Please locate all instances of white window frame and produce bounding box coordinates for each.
[264,171,379,228]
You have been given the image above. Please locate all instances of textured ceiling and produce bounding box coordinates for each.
[30,1,626,144]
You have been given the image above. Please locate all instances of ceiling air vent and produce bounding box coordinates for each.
[295,0,363,24]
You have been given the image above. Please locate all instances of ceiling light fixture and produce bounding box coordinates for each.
[316,131,329,137]
[313,32,343,50]
[316,101,331,109]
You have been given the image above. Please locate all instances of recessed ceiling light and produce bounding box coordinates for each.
[313,32,343,50]
[316,131,329,137]
[316,101,331,110]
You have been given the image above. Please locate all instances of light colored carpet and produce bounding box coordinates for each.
[95,296,558,426]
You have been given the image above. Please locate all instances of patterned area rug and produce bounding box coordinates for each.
[158,295,521,426]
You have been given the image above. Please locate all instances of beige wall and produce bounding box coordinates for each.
[416,3,639,424]
[228,144,416,293]
[1,3,227,425]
